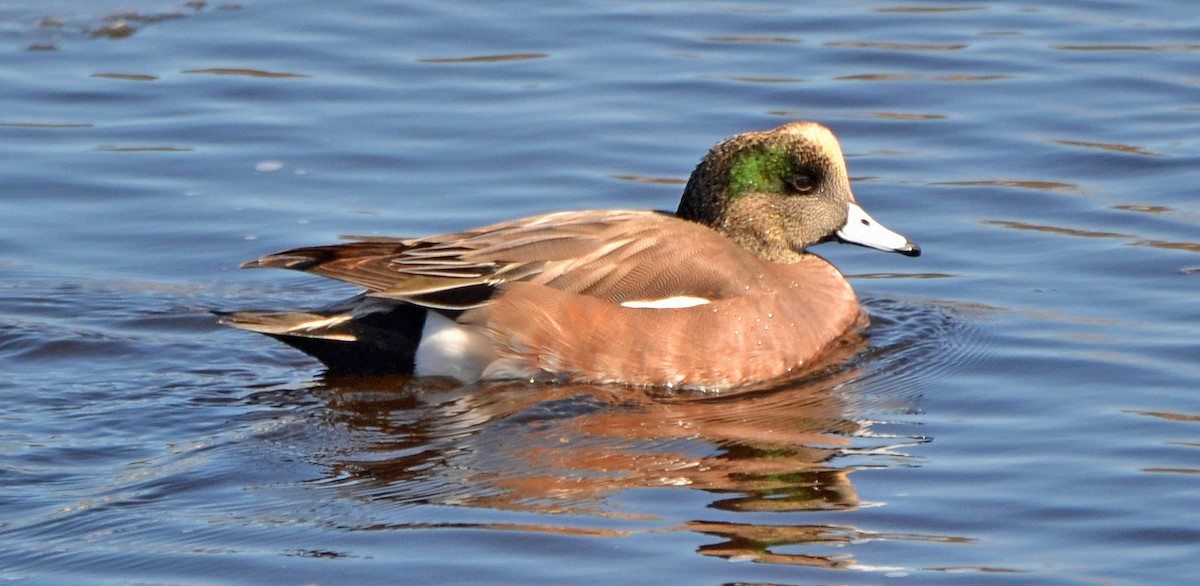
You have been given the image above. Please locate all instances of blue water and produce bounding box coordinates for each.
[2,1,1198,584]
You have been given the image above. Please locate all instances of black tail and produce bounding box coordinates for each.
[217,295,427,374]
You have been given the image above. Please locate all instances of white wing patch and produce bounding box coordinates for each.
[620,295,711,309]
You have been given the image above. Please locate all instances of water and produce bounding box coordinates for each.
[2,1,1198,584]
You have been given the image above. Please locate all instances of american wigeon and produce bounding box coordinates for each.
[220,121,919,388]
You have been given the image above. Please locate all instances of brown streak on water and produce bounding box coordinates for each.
[417,53,549,63]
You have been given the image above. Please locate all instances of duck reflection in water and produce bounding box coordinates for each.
[287,331,936,569]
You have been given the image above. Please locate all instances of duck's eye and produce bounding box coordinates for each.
[787,173,817,194]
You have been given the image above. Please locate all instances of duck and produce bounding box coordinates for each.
[219,121,919,388]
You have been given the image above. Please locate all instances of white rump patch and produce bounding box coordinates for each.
[413,312,495,381]
[620,295,712,309]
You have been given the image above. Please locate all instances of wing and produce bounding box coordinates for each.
[243,210,762,311]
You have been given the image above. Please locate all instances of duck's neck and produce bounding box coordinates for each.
[678,187,809,264]
[675,158,726,226]
[718,194,809,264]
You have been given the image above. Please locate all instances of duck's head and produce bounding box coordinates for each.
[676,121,920,263]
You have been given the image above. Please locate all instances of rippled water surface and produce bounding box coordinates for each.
[2,1,1198,584]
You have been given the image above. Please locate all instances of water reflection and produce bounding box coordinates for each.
[703,35,800,44]
[984,219,1200,254]
[825,41,968,52]
[935,179,1082,193]
[310,336,871,515]
[274,313,953,569]
[91,72,158,81]
[608,174,686,185]
[725,75,806,84]
[870,112,947,121]
[17,0,234,49]
[417,53,549,63]
[832,73,1010,82]
[182,68,310,78]
[1052,138,1160,157]
[689,521,973,568]
[0,121,93,128]
[872,6,986,14]
[1053,44,1200,52]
